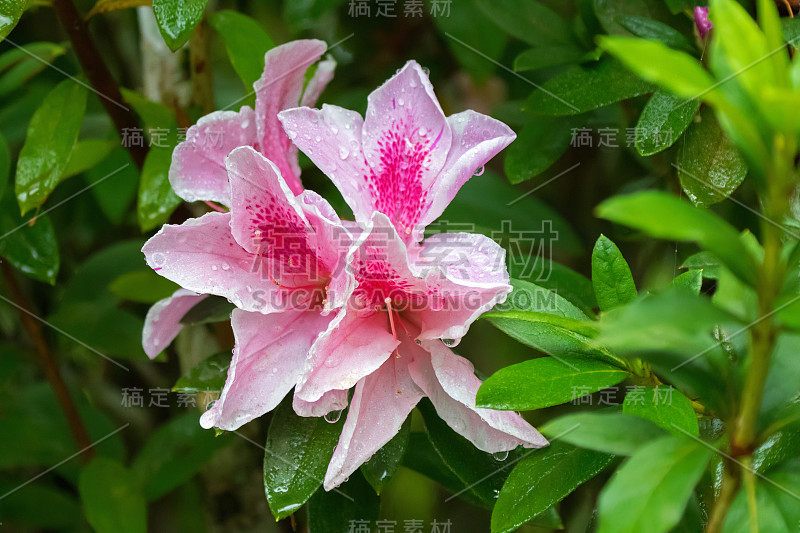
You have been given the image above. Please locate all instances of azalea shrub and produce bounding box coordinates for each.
[2,0,800,532]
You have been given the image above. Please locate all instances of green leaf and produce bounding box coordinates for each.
[307,471,379,533]
[541,412,668,455]
[722,468,800,533]
[109,269,180,303]
[635,90,700,156]
[623,385,699,437]
[151,0,208,52]
[514,46,586,72]
[508,258,598,317]
[418,399,521,508]
[138,146,181,231]
[264,396,344,520]
[677,107,747,207]
[61,139,117,180]
[597,436,712,533]
[179,295,235,325]
[0,42,67,97]
[15,79,87,214]
[752,424,800,474]
[478,357,629,411]
[477,0,578,47]
[79,458,147,533]
[599,36,715,99]
[593,0,676,36]
[681,251,722,279]
[492,442,613,533]
[85,147,139,224]
[360,416,410,494]
[210,10,274,89]
[615,15,695,52]
[592,234,637,311]
[0,0,25,39]
[670,269,703,294]
[526,58,654,116]
[0,193,59,283]
[504,117,576,184]
[596,191,758,286]
[0,481,81,529]
[173,352,231,393]
[131,412,231,500]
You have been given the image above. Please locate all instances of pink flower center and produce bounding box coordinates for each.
[365,117,441,235]
[245,195,327,287]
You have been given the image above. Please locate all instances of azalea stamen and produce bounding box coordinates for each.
[204,201,228,213]
[385,297,398,340]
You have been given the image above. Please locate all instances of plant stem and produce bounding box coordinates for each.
[51,0,147,170]
[707,464,740,533]
[1,261,94,459]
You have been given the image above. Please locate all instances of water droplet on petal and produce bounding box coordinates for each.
[418,126,427,137]
[398,97,405,106]
[324,409,344,423]
[339,146,349,160]
[442,338,456,347]
[474,165,485,176]
[493,450,509,461]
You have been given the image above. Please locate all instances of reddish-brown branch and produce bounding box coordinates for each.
[1,261,94,459]
[51,0,148,170]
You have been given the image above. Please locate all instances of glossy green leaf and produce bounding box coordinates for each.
[0,193,59,283]
[752,424,800,474]
[361,416,410,494]
[109,269,180,303]
[527,58,654,116]
[670,269,703,294]
[623,386,699,437]
[508,258,598,317]
[173,352,231,393]
[307,471,379,533]
[592,234,637,311]
[61,139,116,180]
[599,36,715,99]
[593,0,675,36]
[264,396,344,520]
[478,357,629,411]
[596,191,758,286]
[0,0,25,39]
[541,412,668,455]
[152,0,208,52]
[504,117,576,184]
[681,251,722,279]
[138,146,181,231]
[79,458,147,533]
[15,79,87,214]
[477,0,577,47]
[132,412,231,500]
[597,436,713,533]
[492,442,613,533]
[0,42,67,97]
[210,10,274,89]
[677,107,747,207]
[418,399,521,508]
[635,90,700,156]
[615,15,695,52]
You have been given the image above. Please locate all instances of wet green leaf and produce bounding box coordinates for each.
[361,416,411,494]
[541,412,668,455]
[0,193,59,283]
[173,352,231,393]
[210,10,274,89]
[152,0,208,52]
[592,234,637,311]
[623,385,699,437]
[635,90,699,156]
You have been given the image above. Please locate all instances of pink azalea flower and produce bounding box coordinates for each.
[142,39,335,359]
[170,39,335,205]
[142,146,353,429]
[279,61,548,490]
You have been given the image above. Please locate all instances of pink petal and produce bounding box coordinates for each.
[170,107,258,206]
[141,211,281,313]
[411,232,512,341]
[410,341,548,452]
[301,56,336,107]
[255,39,328,196]
[142,289,207,359]
[278,104,373,226]
[294,308,399,404]
[418,110,516,231]
[200,308,334,430]
[292,389,349,417]
[324,347,423,490]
